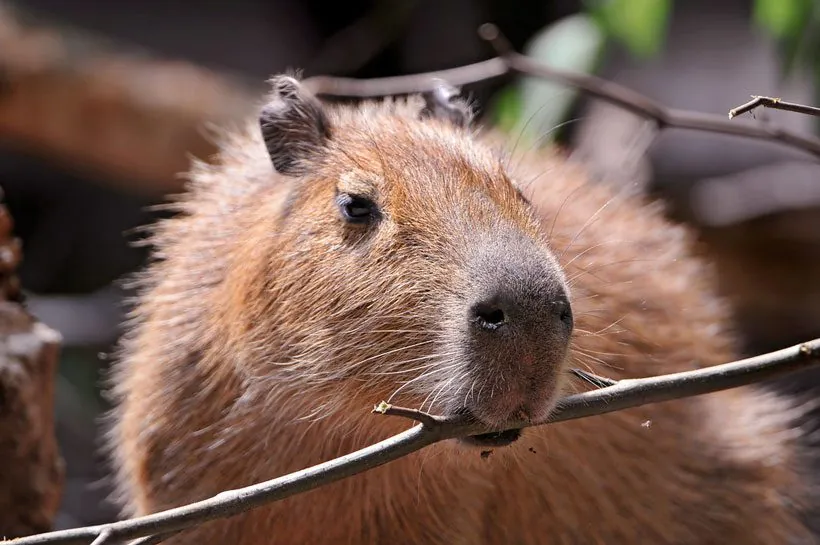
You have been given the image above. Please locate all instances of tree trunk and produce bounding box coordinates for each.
[0,198,65,538]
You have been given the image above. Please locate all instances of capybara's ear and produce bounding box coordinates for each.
[420,79,473,129]
[259,75,332,176]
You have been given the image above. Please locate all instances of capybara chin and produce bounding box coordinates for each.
[106,75,818,544]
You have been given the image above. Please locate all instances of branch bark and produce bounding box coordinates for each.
[10,338,820,545]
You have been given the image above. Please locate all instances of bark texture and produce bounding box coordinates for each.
[0,197,64,538]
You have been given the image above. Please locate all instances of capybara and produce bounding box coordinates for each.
[106,76,818,544]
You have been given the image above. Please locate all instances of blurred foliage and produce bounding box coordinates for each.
[584,0,672,59]
[754,0,814,40]
[491,0,820,141]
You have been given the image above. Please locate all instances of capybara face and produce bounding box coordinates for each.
[232,76,573,447]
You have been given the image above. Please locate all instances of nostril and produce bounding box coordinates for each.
[554,300,573,330]
[471,302,507,331]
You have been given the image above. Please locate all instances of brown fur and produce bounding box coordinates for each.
[106,80,817,544]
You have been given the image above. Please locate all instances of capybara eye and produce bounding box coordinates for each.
[336,193,379,224]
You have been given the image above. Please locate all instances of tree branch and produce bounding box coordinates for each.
[303,24,820,160]
[729,95,820,119]
[10,338,820,545]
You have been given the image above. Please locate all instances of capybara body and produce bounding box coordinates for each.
[107,76,817,544]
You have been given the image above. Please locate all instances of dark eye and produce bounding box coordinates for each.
[336,193,379,224]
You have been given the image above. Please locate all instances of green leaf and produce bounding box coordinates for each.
[585,0,672,58]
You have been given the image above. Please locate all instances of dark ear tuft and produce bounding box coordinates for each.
[420,79,472,128]
[260,75,331,176]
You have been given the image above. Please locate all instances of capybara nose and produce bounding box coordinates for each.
[470,299,508,330]
[469,291,572,335]
[461,263,573,427]
[468,278,573,337]
[462,233,574,405]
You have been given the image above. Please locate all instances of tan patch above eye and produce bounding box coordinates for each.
[337,172,378,201]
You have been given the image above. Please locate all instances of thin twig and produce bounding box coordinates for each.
[729,95,820,119]
[88,530,113,545]
[11,338,820,545]
[302,24,820,160]
[303,57,510,97]
[125,531,179,545]
[372,401,442,428]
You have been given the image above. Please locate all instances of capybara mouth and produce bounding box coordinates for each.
[454,407,523,447]
[460,428,523,448]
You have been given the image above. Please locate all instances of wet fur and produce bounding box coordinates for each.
[106,82,818,543]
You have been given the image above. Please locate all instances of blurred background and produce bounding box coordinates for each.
[2,0,820,529]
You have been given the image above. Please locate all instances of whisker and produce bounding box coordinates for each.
[426,372,465,413]
[592,316,629,335]
[573,328,625,338]
[562,239,627,269]
[387,361,462,403]
[573,351,622,371]
[548,183,587,243]
[366,352,459,377]
[517,163,558,196]
[558,196,620,260]
[568,257,666,280]
[464,378,478,408]
[575,347,628,358]
[520,117,585,162]
[418,373,457,414]
[506,100,556,171]
[345,339,439,370]
[476,377,489,406]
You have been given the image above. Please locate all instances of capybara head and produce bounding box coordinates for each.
[217,76,574,448]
